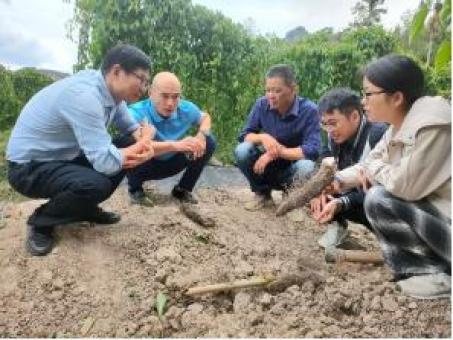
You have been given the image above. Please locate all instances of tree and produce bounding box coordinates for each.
[67,0,278,162]
[285,26,309,43]
[409,0,451,70]
[350,0,387,27]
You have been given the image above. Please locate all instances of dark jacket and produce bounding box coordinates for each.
[320,116,387,212]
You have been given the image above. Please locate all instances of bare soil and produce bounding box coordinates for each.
[0,186,450,337]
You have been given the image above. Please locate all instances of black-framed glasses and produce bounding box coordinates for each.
[362,90,387,98]
[320,120,341,131]
[130,71,150,87]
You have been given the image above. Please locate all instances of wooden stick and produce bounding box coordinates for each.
[325,248,384,264]
[180,203,216,228]
[185,275,276,296]
[276,158,336,216]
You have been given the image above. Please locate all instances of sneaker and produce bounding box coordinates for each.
[129,190,154,207]
[26,224,55,256]
[396,273,451,299]
[244,192,274,211]
[86,207,121,224]
[171,186,198,204]
[317,221,350,249]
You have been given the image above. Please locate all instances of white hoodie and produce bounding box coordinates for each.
[337,96,451,218]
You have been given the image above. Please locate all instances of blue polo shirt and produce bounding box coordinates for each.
[128,98,202,159]
[238,96,320,161]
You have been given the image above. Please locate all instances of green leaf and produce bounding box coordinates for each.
[409,2,429,45]
[195,233,209,244]
[434,40,451,71]
[155,292,168,320]
[441,0,451,25]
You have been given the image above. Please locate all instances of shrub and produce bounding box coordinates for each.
[0,67,21,131]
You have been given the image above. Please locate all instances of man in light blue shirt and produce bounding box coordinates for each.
[127,71,216,205]
[6,44,154,256]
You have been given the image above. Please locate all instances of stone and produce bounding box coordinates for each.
[369,296,381,311]
[234,261,254,276]
[326,276,335,283]
[285,284,300,296]
[258,292,272,307]
[47,290,64,301]
[233,292,251,313]
[166,306,184,318]
[39,270,53,285]
[270,302,286,316]
[53,278,65,290]
[187,303,204,314]
[381,296,398,312]
[155,247,182,264]
[168,318,180,330]
[155,269,168,283]
[408,302,417,309]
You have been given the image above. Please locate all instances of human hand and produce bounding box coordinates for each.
[253,152,273,175]
[177,137,204,160]
[316,198,341,224]
[358,169,372,192]
[260,134,281,159]
[310,194,325,220]
[138,122,155,141]
[122,140,154,169]
[192,133,207,159]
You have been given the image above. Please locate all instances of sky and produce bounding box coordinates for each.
[0,0,421,74]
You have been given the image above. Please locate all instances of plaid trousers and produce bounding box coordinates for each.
[364,186,451,275]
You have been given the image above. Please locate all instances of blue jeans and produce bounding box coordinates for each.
[234,141,315,194]
[127,135,216,193]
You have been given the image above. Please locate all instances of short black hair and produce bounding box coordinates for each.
[101,44,151,75]
[363,54,424,109]
[265,64,297,87]
[318,87,362,117]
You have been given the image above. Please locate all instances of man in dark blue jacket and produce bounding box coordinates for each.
[311,88,387,248]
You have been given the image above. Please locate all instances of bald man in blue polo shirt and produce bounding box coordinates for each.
[127,72,216,205]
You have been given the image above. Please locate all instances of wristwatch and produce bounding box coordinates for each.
[198,129,211,138]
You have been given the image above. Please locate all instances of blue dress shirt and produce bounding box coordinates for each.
[6,70,139,175]
[238,96,320,160]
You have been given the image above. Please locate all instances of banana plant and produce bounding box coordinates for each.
[409,0,451,70]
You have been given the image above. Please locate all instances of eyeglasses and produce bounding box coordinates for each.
[362,90,387,98]
[321,120,341,131]
[130,71,150,87]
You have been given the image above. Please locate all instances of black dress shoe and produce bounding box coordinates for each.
[26,224,55,256]
[87,207,121,224]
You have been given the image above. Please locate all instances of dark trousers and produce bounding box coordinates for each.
[127,135,216,193]
[8,154,125,228]
[335,204,372,231]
